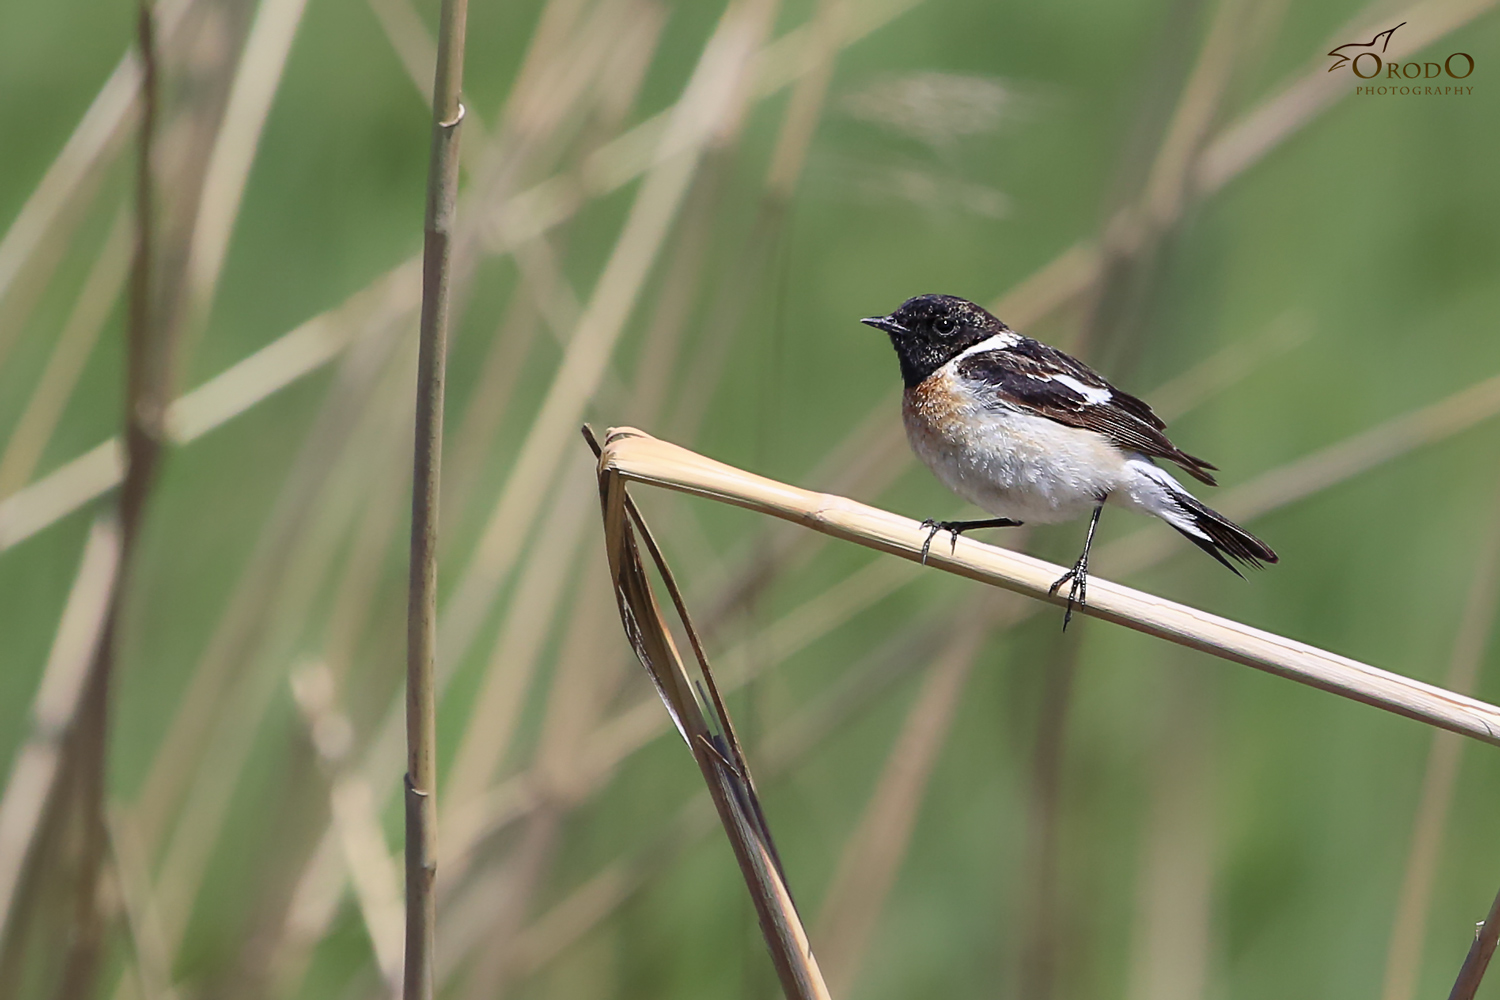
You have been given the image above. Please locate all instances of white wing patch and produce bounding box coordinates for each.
[1052,373,1112,405]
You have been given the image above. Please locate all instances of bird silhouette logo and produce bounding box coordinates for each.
[1327,22,1406,72]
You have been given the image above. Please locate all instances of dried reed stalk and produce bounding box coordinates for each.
[596,427,1500,746]
[365,0,489,159]
[0,517,119,956]
[441,463,594,816]
[1448,885,1500,1000]
[0,0,197,353]
[439,1,846,974]
[0,208,131,497]
[455,362,1500,892]
[261,3,646,957]
[290,662,404,990]
[174,0,310,383]
[404,0,468,996]
[105,808,174,1000]
[0,259,420,552]
[439,0,778,676]
[57,8,165,992]
[593,427,830,1000]
[458,350,1499,983]
[499,611,959,980]
[143,355,415,970]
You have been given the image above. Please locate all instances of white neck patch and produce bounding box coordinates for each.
[953,331,1021,362]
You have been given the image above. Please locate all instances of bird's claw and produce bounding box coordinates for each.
[1049,556,1090,631]
[918,519,957,566]
[918,524,942,563]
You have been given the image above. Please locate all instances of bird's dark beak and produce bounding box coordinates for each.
[861,315,905,335]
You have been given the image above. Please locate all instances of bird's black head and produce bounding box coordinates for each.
[861,294,1010,388]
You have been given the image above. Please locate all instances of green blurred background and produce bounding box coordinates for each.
[1,0,1499,997]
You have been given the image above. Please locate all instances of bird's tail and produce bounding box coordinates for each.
[1132,459,1278,574]
[1165,488,1278,574]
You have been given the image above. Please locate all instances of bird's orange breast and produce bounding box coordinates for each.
[903,369,971,450]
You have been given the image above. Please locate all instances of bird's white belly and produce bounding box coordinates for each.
[903,374,1130,524]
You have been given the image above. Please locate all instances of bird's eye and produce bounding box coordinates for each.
[934,316,955,335]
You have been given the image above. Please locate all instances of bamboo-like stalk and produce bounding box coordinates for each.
[263,6,672,976]
[57,6,163,995]
[404,0,467,997]
[596,427,1500,746]
[364,0,490,159]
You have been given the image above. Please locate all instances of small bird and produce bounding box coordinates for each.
[862,294,1277,628]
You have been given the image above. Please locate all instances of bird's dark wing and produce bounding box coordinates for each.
[954,340,1219,486]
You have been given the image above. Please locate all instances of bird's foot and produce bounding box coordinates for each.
[918,517,1023,565]
[1048,555,1090,631]
[919,520,958,566]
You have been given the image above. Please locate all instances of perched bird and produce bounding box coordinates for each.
[862,294,1277,628]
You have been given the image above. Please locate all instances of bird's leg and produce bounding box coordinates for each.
[1048,500,1105,631]
[918,516,1023,565]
